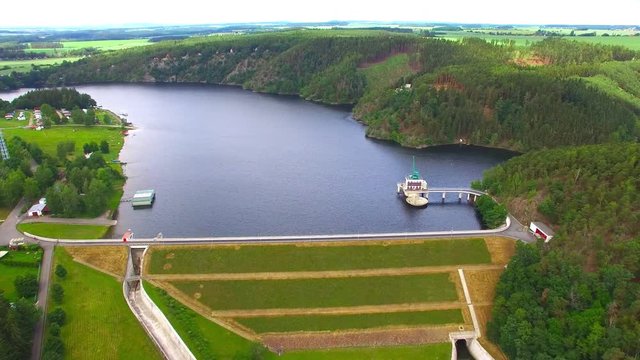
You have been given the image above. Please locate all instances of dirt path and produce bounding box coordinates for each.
[146,264,505,281]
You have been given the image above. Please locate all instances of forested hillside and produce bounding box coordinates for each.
[1,31,639,152]
[474,144,640,359]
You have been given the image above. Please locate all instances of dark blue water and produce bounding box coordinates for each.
[3,84,514,238]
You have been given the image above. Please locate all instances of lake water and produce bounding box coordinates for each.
[2,84,514,238]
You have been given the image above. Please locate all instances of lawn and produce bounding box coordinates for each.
[145,282,452,360]
[18,223,110,239]
[170,273,458,310]
[235,309,464,333]
[0,247,42,302]
[48,248,161,359]
[148,238,492,274]
[0,57,81,75]
[0,119,27,128]
[3,126,125,163]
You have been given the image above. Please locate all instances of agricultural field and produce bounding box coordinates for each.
[17,223,110,239]
[25,39,152,55]
[46,247,161,359]
[0,56,81,75]
[0,246,42,301]
[145,237,515,355]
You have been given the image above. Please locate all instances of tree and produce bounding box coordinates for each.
[55,265,67,279]
[4,170,26,204]
[51,284,64,304]
[40,103,60,125]
[84,179,108,215]
[70,107,84,124]
[84,108,95,126]
[14,274,38,299]
[48,308,66,326]
[23,177,40,202]
[99,140,109,154]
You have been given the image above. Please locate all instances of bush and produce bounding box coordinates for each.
[475,195,508,229]
[42,335,64,360]
[48,307,66,326]
[51,284,64,304]
[14,273,39,299]
[55,265,67,279]
[48,323,61,337]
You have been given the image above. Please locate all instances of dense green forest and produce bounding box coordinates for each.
[0,292,39,360]
[474,144,640,359]
[1,31,639,151]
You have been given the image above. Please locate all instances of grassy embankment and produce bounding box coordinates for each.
[47,247,161,359]
[145,283,452,360]
[0,246,42,301]
[235,310,464,333]
[6,125,125,238]
[145,238,513,357]
[147,238,492,273]
[17,223,110,239]
[171,273,458,310]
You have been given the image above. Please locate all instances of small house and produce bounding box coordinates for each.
[529,222,555,242]
[27,198,48,217]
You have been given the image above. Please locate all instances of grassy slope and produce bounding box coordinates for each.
[148,238,491,274]
[18,223,109,239]
[359,53,415,93]
[235,309,464,333]
[171,273,458,310]
[3,126,124,162]
[580,61,640,110]
[145,282,452,360]
[0,249,41,301]
[49,248,161,359]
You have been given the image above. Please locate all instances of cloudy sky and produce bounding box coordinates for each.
[3,0,640,28]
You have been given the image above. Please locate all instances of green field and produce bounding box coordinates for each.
[149,238,491,274]
[0,248,41,301]
[18,223,110,239]
[0,119,27,128]
[236,309,464,333]
[25,39,151,54]
[0,57,81,75]
[3,126,124,162]
[171,273,458,310]
[145,282,452,360]
[439,31,640,50]
[48,248,161,359]
[359,53,416,93]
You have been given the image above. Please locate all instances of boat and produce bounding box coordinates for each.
[396,157,429,207]
[132,189,155,208]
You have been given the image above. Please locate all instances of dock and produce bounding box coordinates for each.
[132,189,156,208]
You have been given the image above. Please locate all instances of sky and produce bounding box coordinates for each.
[2,0,640,28]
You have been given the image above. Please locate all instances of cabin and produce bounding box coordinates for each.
[27,198,49,217]
[529,222,555,242]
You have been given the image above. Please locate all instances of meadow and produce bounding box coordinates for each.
[148,238,492,274]
[47,248,161,359]
[4,125,125,162]
[169,273,458,310]
[0,57,81,75]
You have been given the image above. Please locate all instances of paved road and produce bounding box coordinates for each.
[0,199,53,360]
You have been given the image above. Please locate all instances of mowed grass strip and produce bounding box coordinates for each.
[0,250,41,301]
[18,223,110,239]
[149,238,491,274]
[50,248,161,359]
[236,309,464,333]
[171,273,458,310]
